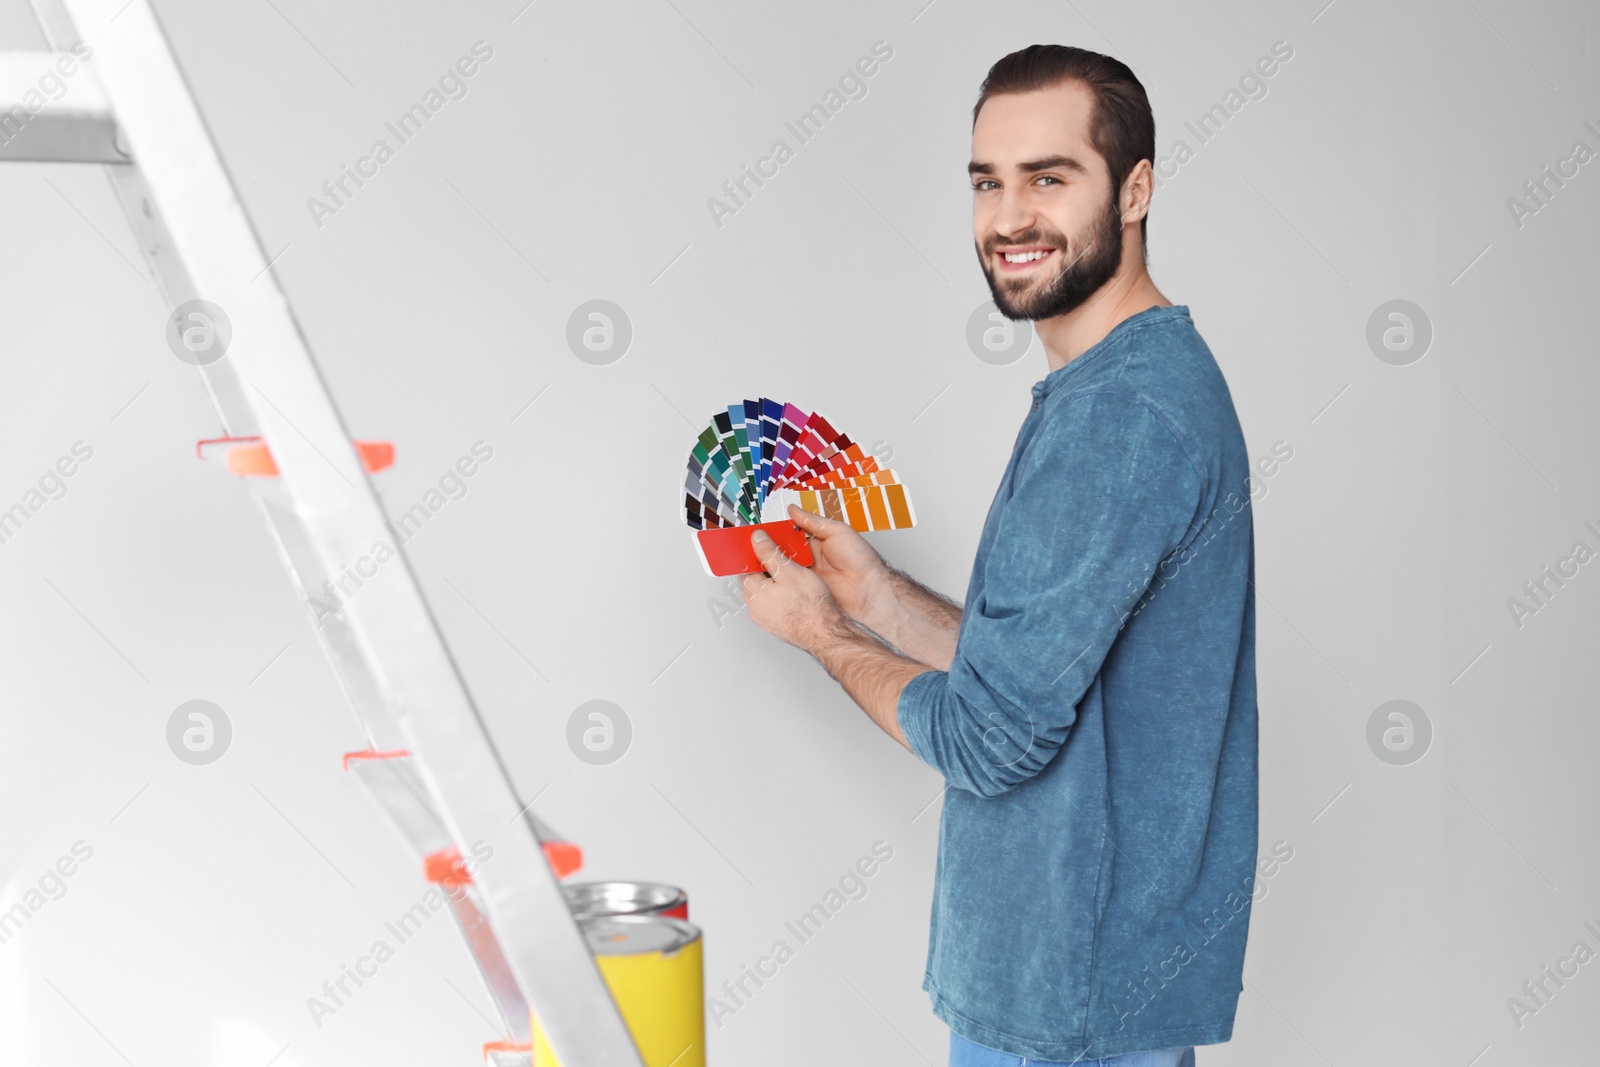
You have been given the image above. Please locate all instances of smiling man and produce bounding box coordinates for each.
[741,44,1257,1067]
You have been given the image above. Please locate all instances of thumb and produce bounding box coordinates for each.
[749,527,787,574]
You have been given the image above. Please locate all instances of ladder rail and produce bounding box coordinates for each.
[18,1,648,1062]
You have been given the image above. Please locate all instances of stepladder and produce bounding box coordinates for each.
[2,1,670,1063]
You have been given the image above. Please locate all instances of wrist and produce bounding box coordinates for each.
[844,565,899,628]
[806,600,862,656]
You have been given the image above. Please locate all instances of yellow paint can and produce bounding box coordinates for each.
[532,914,705,1067]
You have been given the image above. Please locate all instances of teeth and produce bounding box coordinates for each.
[1003,250,1050,263]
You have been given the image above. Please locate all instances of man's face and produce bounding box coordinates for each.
[970,81,1129,321]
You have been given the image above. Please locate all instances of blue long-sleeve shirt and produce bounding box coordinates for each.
[895,303,1258,1060]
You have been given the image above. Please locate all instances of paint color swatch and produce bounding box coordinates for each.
[683,399,916,574]
[759,484,915,531]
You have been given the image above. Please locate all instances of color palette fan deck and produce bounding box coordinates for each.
[682,398,916,576]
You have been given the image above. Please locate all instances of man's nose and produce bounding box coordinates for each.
[993,188,1036,242]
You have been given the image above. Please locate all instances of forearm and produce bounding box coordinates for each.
[805,613,932,751]
[851,566,963,671]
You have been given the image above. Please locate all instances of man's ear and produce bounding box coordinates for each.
[1120,159,1155,226]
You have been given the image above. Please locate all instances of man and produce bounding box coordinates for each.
[741,44,1257,1067]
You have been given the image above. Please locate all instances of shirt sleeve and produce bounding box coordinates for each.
[895,388,1205,797]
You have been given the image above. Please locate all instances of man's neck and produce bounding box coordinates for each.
[1035,271,1171,374]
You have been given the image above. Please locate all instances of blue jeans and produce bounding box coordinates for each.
[949,1030,1196,1067]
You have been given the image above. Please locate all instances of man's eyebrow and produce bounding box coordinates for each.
[968,155,1091,177]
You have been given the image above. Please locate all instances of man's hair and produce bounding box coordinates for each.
[973,45,1155,254]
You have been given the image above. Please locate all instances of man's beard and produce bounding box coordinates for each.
[978,194,1126,321]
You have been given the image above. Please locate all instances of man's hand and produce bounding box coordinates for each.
[774,503,963,671]
[783,503,891,623]
[738,520,927,751]
[739,525,853,652]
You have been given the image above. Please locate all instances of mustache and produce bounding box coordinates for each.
[983,232,1065,253]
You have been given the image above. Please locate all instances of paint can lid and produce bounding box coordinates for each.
[580,914,701,957]
[565,881,687,918]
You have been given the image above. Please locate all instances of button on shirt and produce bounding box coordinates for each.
[895,304,1258,1061]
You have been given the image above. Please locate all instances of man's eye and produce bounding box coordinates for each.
[1037,176,1061,186]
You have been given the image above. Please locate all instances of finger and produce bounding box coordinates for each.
[786,503,841,537]
[786,503,821,533]
[748,529,787,576]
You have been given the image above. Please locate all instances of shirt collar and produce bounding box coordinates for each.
[1030,304,1191,400]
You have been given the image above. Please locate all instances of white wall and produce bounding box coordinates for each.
[1,0,1596,1063]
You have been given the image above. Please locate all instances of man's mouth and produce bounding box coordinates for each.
[995,246,1057,273]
